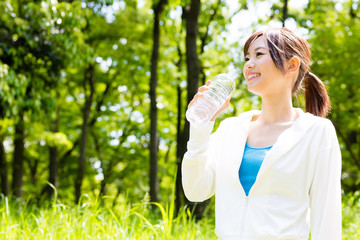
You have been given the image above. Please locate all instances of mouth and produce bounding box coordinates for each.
[247,73,261,81]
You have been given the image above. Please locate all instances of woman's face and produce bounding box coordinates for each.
[243,36,292,97]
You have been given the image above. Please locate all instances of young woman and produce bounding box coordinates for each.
[182,27,342,240]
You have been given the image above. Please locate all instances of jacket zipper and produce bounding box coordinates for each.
[240,196,249,238]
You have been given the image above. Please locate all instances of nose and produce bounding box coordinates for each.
[243,60,255,75]
[244,59,255,70]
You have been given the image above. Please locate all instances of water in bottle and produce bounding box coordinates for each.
[186,73,236,128]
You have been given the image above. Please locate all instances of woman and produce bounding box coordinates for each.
[182,27,342,240]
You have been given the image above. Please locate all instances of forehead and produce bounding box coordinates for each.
[246,36,267,54]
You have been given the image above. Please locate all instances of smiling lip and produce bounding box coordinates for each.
[247,72,261,81]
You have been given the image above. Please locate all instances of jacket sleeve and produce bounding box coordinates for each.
[181,121,218,202]
[309,122,342,240]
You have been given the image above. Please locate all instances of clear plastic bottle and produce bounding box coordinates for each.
[186,73,236,128]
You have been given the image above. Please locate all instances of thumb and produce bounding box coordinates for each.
[210,97,231,121]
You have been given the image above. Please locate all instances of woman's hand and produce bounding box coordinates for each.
[187,80,231,121]
[211,96,230,121]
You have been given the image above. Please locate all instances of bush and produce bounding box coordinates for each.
[342,191,360,239]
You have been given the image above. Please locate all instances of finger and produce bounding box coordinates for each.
[224,97,230,107]
[218,97,230,110]
[187,99,195,109]
[210,97,231,121]
[188,82,212,109]
[198,85,209,93]
[187,92,204,109]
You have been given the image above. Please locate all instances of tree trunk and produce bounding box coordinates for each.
[149,0,167,203]
[75,64,95,204]
[41,104,63,199]
[182,0,201,190]
[26,157,38,186]
[282,0,288,27]
[92,129,107,198]
[49,110,59,194]
[0,136,9,196]
[42,111,60,198]
[12,112,25,198]
[199,0,221,86]
[176,84,184,213]
[185,0,201,108]
[58,83,111,170]
[183,0,208,219]
[48,146,58,190]
[174,42,185,213]
[350,0,357,18]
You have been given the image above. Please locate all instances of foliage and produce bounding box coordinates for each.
[0,61,28,118]
[0,0,85,113]
[0,191,359,239]
[0,194,217,240]
[1,0,240,202]
[342,191,360,239]
[304,0,360,192]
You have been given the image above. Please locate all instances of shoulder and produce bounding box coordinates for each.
[303,113,336,133]
[301,113,339,148]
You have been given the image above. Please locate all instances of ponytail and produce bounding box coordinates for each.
[303,72,331,117]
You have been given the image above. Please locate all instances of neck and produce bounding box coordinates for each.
[258,92,297,124]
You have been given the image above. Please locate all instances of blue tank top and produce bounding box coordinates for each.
[239,142,272,196]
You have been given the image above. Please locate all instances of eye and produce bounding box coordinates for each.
[244,57,249,62]
[256,52,264,57]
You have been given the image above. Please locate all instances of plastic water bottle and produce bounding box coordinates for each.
[186,73,236,128]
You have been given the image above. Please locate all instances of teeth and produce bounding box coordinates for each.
[248,73,260,79]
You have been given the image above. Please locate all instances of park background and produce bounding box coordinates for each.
[0,0,360,239]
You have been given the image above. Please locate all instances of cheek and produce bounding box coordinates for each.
[262,59,280,76]
[260,57,273,67]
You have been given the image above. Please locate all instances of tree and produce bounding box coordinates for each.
[304,0,360,193]
[0,0,82,198]
[175,0,240,213]
[0,63,19,196]
[149,0,168,203]
[0,0,293,206]
[282,0,288,26]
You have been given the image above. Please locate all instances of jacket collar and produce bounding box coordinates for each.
[233,109,322,179]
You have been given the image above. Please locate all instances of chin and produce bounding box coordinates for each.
[247,84,262,95]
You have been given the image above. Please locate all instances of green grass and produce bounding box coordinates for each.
[0,191,359,240]
[0,194,216,240]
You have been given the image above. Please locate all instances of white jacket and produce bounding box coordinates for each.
[182,110,342,240]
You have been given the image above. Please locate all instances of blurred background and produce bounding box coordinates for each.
[0,0,360,220]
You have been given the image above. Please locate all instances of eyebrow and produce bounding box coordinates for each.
[246,47,267,55]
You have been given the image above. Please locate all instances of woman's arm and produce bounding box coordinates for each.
[309,123,342,240]
[182,121,217,202]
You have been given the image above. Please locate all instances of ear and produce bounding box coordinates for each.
[285,56,300,75]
